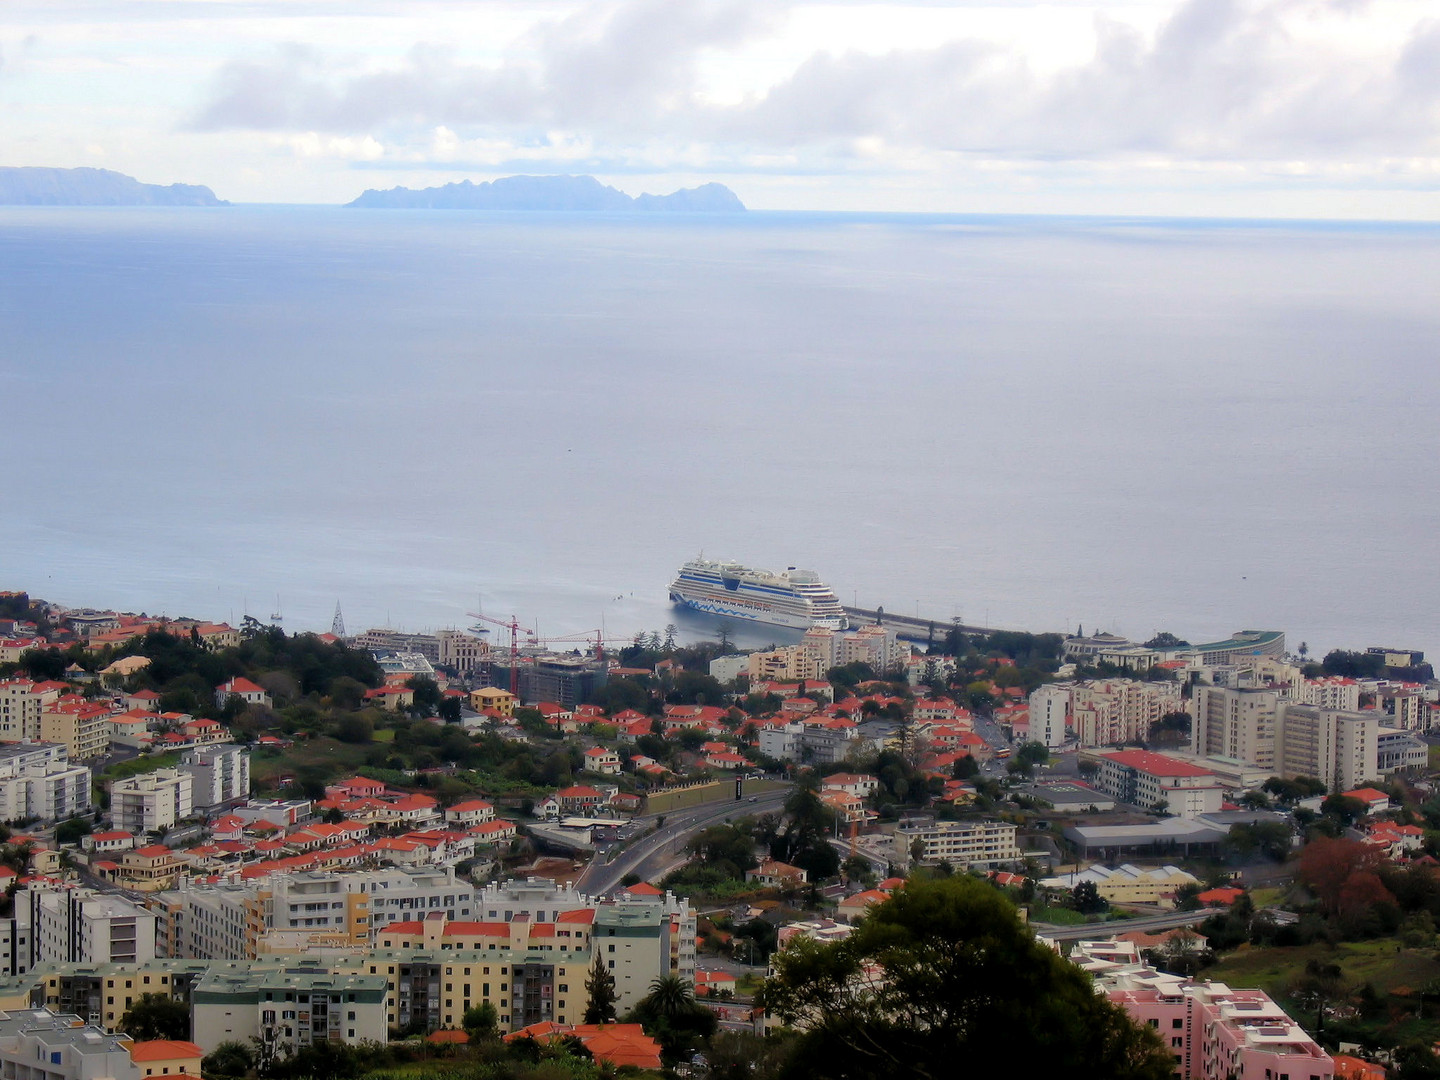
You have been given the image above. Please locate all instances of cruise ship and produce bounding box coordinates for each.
[668,558,849,631]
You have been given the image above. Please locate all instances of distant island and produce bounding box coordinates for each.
[0,167,227,206]
[346,174,745,212]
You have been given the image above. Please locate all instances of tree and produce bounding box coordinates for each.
[118,993,191,1041]
[1320,794,1368,827]
[584,952,618,1024]
[1298,836,1385,914]
[438,695,463,723]
[1144,632,1190,649]
[632,975,716,1063]
[1072,879,1108,914]
[463,1002,498,1039]
[952,754,979,780]
[759,876,1175,1079]
[201,1041,254,1079]
[54,816,92,846]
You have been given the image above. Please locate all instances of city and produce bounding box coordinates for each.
[0,588,1433,1077]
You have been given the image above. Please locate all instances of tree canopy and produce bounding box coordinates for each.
[758,875,1173,1080]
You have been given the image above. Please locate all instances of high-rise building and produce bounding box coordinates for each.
[1276,703,1378,792]
[110,770,192,836]
[0,742,91,823]
[180,745,250,811]
[1190,686,1279,770]
[1027,684,1070,747]
[27,887,156,967]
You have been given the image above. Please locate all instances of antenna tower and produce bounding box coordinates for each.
[331,602,347,638]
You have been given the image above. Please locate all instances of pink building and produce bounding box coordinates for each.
[1070,941,1333,1080]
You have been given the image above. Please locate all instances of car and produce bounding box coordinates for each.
[748,796,758,802]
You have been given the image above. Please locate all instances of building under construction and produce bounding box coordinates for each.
[490,652,609,709]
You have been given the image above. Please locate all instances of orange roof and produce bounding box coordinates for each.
[426,1029,470,1044]
[618,882,662,896]
[129,1041,204,1062]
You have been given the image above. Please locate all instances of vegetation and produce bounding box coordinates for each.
[118,993,191,1041]
[759,875,1174,1078]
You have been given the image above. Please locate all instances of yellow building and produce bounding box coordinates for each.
[39,701,112,761]
[469,687,516,716]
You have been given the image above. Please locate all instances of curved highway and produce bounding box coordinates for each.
[577,787,791,896]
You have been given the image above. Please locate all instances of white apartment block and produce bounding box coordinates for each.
[757,722,803,761]
[0,1009,155,1080]
[180,745,250,810]
[110,770,193,835]
[191,968,388,1056]
[1092,750,1224,817]
[0,742,91,823]
[1276,704,1378,793]
[895,820,1020,870]
[1028,684,1071,747]
[1295,677,1362,712]
[1190,687,1279,770]
[802,625,909,674]
[28,887,156,967]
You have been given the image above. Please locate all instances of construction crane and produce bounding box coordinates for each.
[466,612,535,696]
[525,629,621,662]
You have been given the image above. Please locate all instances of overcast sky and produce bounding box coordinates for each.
[2,0,1438,215]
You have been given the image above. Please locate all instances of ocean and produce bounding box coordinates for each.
[3,206,1439,657]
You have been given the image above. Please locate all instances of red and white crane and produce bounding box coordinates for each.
[465,611,535,696]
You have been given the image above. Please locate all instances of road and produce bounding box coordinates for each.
[1031,909,1213,941]
[576,787,791,896]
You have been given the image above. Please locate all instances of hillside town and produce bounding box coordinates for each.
[2,588,1439,1077]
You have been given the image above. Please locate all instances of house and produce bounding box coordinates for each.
[582,747,621,775]
[1343,787,1392,814]
[125,688,162,712]
[554,785,608,814]
[693,970,736,997]
[181,717,230,745]
[837,888,891,923]
[81,830,136,854]
[214,677,270,709]
[746,858,808,888]
[468,819,517,844]
[364,685,414,710]
[608,792,644,815]
[504,1024,662,1071]
[444,799,496,827]
[469,687,516,716]
[129,1040,205,1079]
[822,773,879,798]
[706,750,748,770]
[1194,886,1246,907]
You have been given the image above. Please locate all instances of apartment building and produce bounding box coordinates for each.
[1377,727,1429,775]
[746,645,828,684]
[0,742,91,823]
[894,820,1020,870]
[1092,750,1224,817]
[1190,687,1279,770]
[0,1008,166,1080]
[191,967,387,1055]
[179,745,249,811]
[438,629,489,676]
[1028,684,1070,747]
[110,770,192,835]
[1276,704,1378,792]
[1295,677,1362,712]
[0,680,64,741]
[1072,940,1333,1080]
[39,699,112,762]
[1072,680,1183,748]
[475,878,696,1006]
[27,887,156,968]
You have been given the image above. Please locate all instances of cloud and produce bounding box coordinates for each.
[190,0,781,133]
[187,0,1440,165]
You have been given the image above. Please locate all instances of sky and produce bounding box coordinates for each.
[2,0,1439,215]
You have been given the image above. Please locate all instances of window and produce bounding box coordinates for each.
[1148,1019,1158,1028]
[348,1012,356,1021]
[1171,1019,1182,1029]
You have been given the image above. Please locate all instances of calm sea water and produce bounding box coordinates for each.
[3,206,1439,657]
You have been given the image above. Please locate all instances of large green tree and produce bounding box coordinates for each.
[118,993,190,1041]
[584,952,618,1024]
[758,876,1174,1080]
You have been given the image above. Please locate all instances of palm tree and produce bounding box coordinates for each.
[640,975,696,1019]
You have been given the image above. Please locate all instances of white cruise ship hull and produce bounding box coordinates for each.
[668,559,849,632]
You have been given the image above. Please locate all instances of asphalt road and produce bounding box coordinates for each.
[1032,908,1213,941]
[576,787,791,896]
